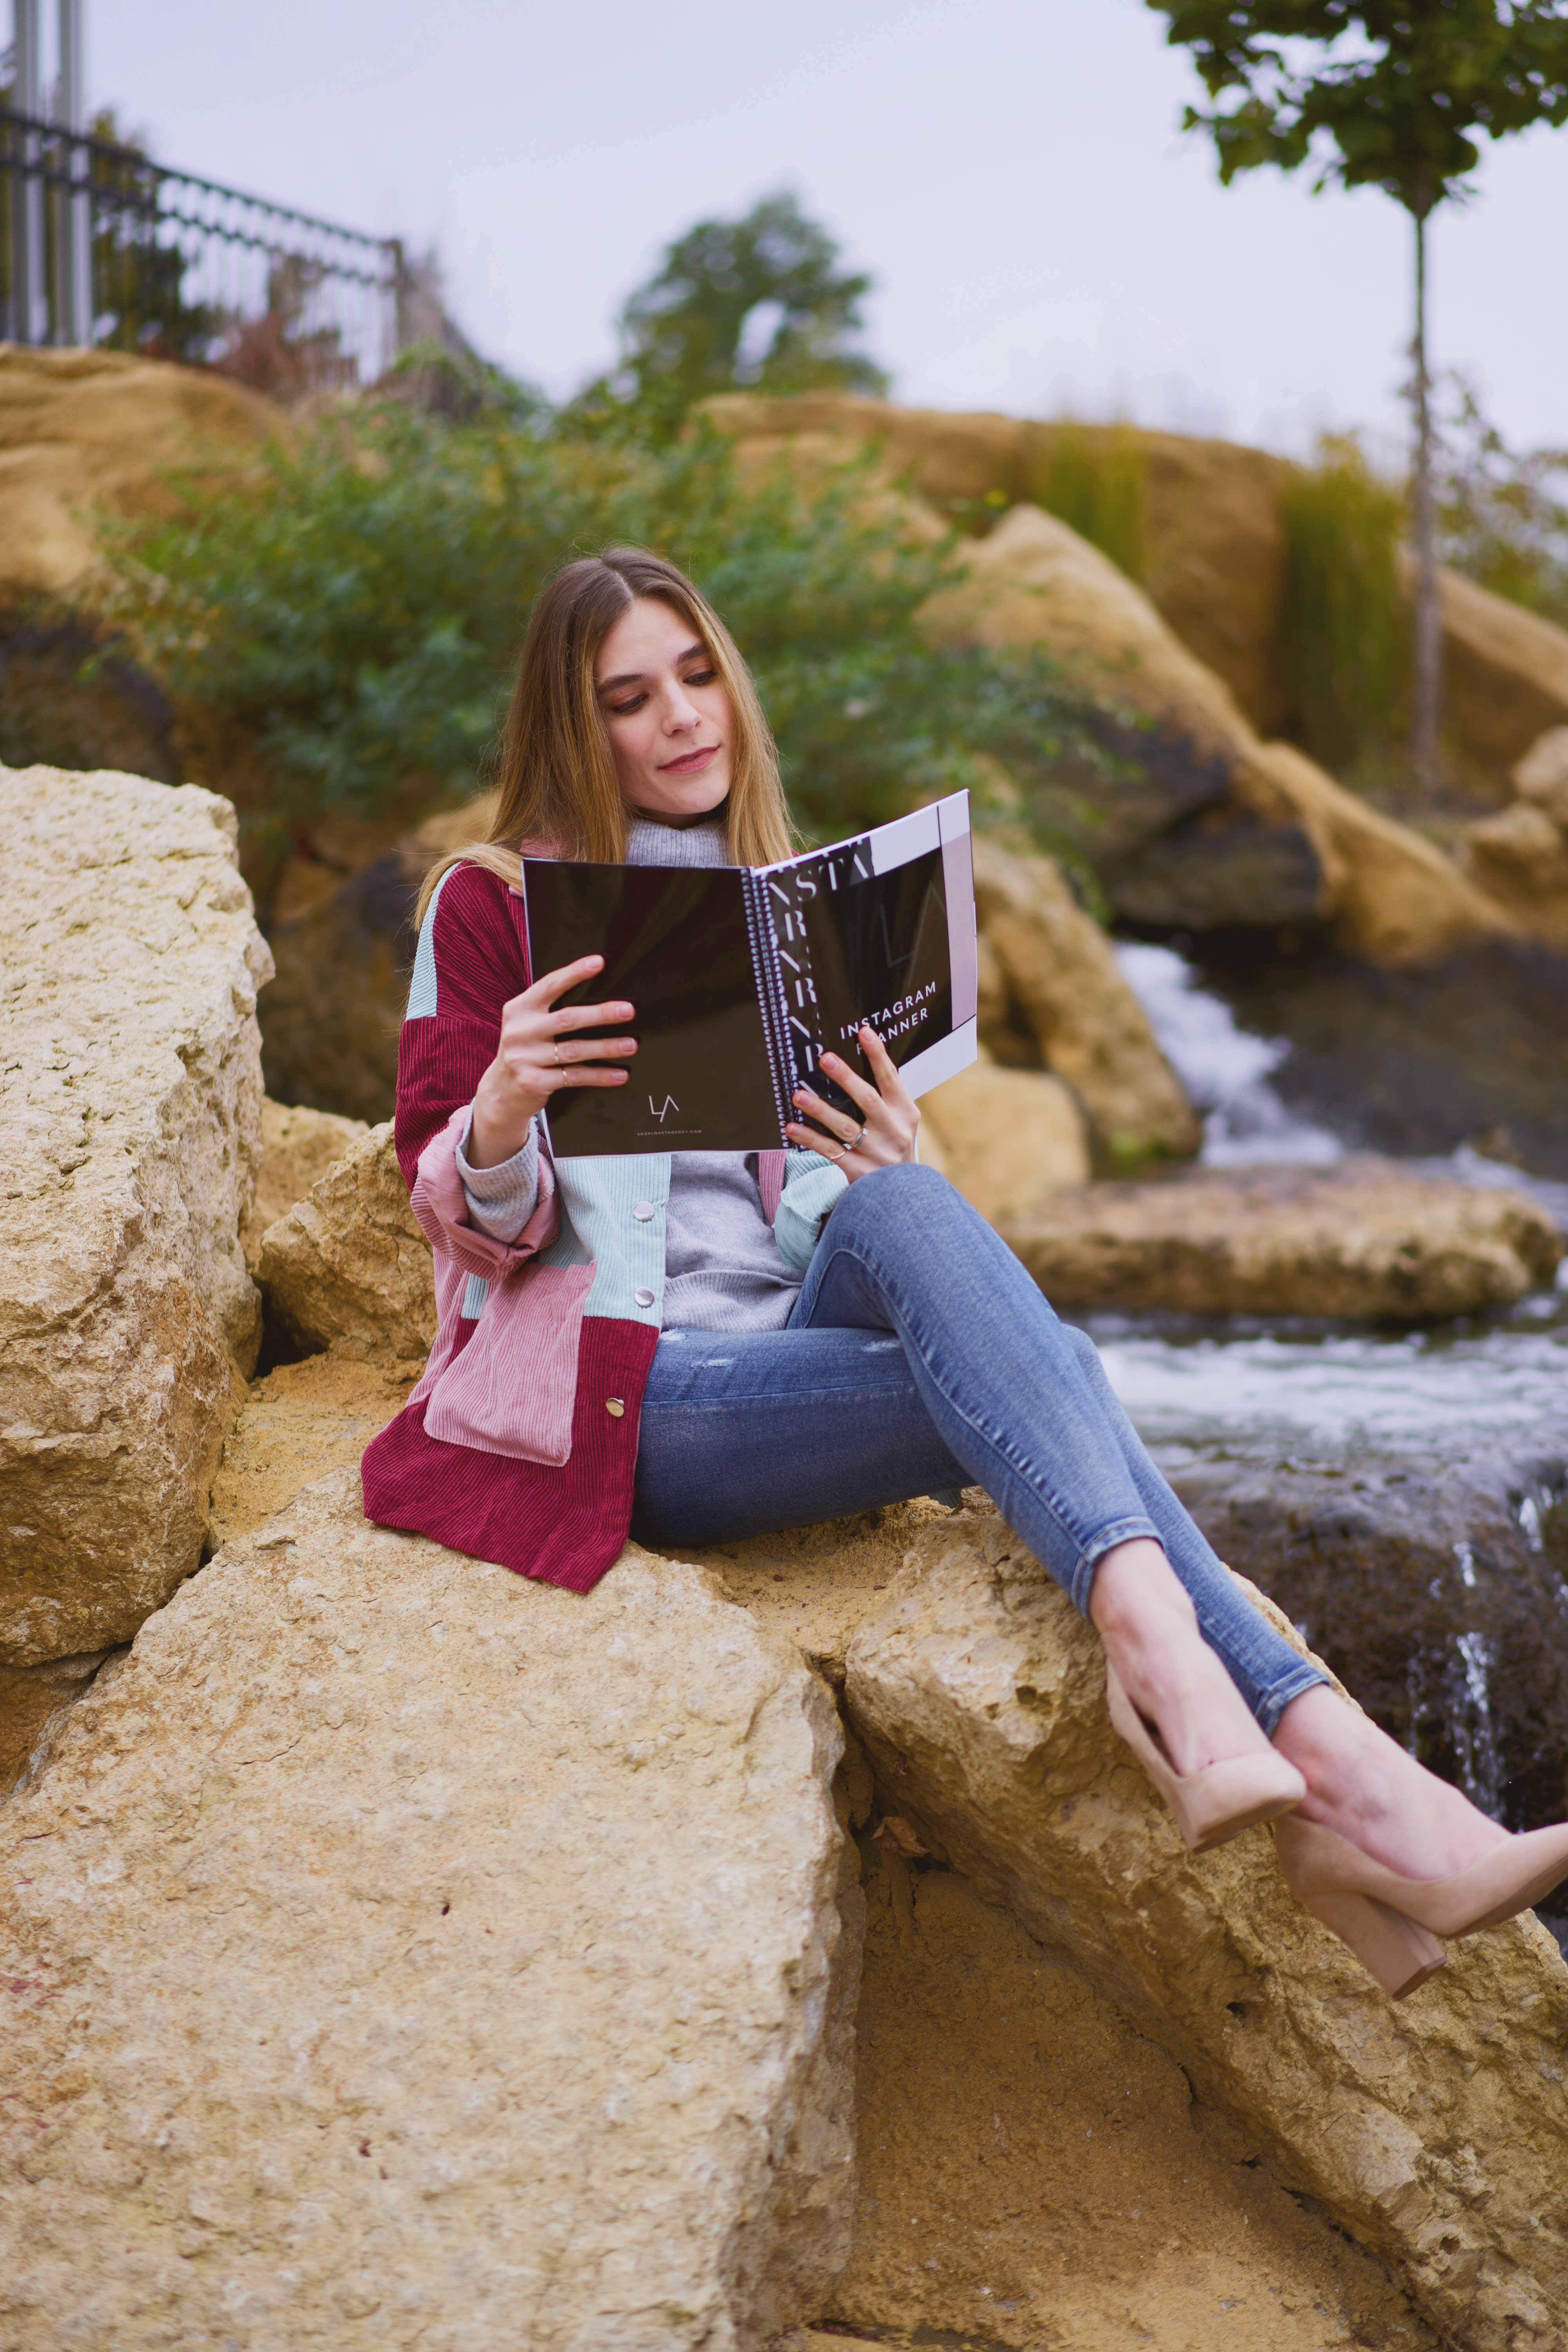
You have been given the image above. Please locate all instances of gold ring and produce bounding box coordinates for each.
[553,1040,562,1067]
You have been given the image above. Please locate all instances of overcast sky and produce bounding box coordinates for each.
[73,0,1568,459]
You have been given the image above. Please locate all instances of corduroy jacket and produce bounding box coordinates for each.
[360,860,845,1590]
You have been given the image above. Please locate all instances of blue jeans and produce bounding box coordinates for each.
[632,1164,1327,1735]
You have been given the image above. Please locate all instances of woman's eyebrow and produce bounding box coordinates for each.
[597,642,708,693]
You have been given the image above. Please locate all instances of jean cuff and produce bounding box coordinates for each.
[1253,1659,1332,1740]
[1068,1516,1165,1617]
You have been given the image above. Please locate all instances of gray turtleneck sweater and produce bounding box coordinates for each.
[456,815,806,1333]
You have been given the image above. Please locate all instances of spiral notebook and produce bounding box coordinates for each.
[521,792,978,1156]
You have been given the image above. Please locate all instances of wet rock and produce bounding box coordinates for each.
[842,1506,1568,2352]
[918,1057,1089,1219]
[971,837,1200,1158]
[256,1120,434,1367]
[1000,1157,1560,1321]
[1173,1446,1568,1839]
[0,764,270,1666]
[239,1095,369,1273]
[0,1470,860,2349]
[1198,932,1568,1179]
[0,614,176,783]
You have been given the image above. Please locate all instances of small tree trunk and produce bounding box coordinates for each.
[1411,205,1443,794]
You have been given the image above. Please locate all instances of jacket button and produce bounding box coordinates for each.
[633,1287,655,1308]
[632,1201,656,1221]
[606,1397,625,1418]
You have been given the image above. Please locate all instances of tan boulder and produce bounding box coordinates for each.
[0,765,271,1666]
[206,1352,416,1554]
[0,1650,116,1802]
[926,501,1255,762]
[705,396,1297,735]
[0,345,279,600]
[843,1507,1568,2352]
[1246,739,1512,965]
[240,1096,370,1272]
[1459,799,1568,951]
[999,1157,1561,1321]
[970,835,1200,1158]
[1439,564,1568,794]
[918,1057,1089,1220]
[0,1468,860,2350]
[256,1120,435,1365]
[1513,722,1568,827]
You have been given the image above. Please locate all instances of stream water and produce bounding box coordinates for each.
[1097,943,1568,1473]
[1089,949,1568,1853]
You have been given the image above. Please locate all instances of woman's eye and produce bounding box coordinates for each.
[607,693,646,716]
[684,667,716,687]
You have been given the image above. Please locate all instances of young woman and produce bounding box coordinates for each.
[363,546,1568,1999]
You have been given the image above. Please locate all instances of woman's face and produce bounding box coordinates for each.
[596,595,733,824]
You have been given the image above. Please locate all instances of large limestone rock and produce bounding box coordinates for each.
[0,764,272,1666]
[917,1057,1089,1219]
[706,393,1568,807]
[842,1506,1568,2352]
[970,835,1200,1158]
[1514,722,1568,827]
[256,1119,434,1365]
[931,506,1508,962]
[239,1094,369,1272]
[0,1470,861,2349]
[1440,565,1568,794]
[703,396,1298,735]
[1461,734,1568,950]
[0,345,278,599]
[1000,1157,1561,1321]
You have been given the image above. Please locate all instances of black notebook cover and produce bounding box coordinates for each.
[523,793,977,1156]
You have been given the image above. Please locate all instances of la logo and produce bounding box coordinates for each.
[649,1095,679,1121]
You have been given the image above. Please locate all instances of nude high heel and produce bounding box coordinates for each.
[1276,1810,1568,1967]
[1105,1664,1308,1855]
[1274,1818,1448,2000]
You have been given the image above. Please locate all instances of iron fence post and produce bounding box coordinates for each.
[12,0,46,343]
[56,0,91,343]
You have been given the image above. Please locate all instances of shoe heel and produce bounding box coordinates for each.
[1301,1889,1447,2000]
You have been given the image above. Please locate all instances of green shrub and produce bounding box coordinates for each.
[1278,435,1408,782]
[100,404,1116,906]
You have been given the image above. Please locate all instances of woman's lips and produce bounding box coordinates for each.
[658,743,721,776]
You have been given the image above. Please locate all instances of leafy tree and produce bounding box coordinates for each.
[1148,1,1568,789]
[568,191,887,443]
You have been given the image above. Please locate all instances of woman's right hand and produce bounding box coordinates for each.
[468,955,636,1168]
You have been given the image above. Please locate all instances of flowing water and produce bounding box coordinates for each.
[1099,944,1568,1472]
[1094,949,1568,1839]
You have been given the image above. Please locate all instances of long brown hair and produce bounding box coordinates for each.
[416,547,795,924]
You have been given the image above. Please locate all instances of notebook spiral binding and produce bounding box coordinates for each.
[743,870,797,1147]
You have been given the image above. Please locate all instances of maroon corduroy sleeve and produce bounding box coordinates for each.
[395,864,531,1187]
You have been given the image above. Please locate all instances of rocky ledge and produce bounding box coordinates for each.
[1001,1155,1562,1320]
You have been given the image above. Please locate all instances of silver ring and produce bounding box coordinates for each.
[820,1121,866,1163]
[553,1040,562,1067]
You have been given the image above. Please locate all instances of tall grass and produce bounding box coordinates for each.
[1278,436,1408,784]
[1029,422,1147,583]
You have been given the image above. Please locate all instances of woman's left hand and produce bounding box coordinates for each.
[786,1024,920,1181]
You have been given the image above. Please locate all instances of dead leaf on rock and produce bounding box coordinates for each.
[871,1815,927,1858]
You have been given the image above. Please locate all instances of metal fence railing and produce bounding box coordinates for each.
[1,103,405,389]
